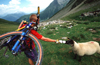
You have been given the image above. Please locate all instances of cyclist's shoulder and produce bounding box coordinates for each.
[30,29,41,35]
[30,29,37,33]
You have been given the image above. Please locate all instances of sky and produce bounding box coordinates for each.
[0,0,53,16]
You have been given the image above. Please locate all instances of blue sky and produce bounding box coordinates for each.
[0,0,53,16]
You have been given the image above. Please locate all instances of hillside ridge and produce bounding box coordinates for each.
[48,0,77,21]
[48,0,100,21]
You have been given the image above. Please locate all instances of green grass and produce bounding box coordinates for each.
[38,21,100,65]
[0,48,29,65]
[0,23,18,34]
[1,20,99,65]
[61,2,100,22]
[0,17,100,65]
[0,19,19,34]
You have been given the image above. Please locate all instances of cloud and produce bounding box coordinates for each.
[0,0,53,16]
[20,0,53,13]
[9,0,21,5]
[27,0,53,10]
[0,0,21,15]
[19,7,37,14]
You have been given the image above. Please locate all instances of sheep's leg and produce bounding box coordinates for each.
[78,56,82,62]
[97,46,100,54]
[74,54,77,59]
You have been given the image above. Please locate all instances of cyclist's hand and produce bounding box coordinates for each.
[55,39,66,44]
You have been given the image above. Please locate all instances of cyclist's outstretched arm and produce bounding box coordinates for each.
[40,36,56,42]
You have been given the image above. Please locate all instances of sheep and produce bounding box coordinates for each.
[65,39,100,61]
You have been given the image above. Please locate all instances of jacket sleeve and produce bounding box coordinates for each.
[30,30,43,39]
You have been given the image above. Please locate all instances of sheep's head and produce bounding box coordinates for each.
[65,38,74,46]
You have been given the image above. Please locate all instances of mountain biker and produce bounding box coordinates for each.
[19,14,56,65]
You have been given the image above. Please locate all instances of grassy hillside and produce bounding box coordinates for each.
[0,18,19,34]
[48,0,76,21]
[38,20,100,65]
[49,0,100,21]
[61,1,100,21]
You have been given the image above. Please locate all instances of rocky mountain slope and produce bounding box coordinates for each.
[48,0,100,21]
[40,0,70,21]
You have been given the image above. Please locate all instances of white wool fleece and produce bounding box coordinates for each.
[72,41,100,56]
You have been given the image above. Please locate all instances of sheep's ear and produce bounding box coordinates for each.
[67,38,70,40]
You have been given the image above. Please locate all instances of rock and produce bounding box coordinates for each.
[93,38,100,41]
[61,37,68,40]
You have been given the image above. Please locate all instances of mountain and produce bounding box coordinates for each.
[40,0,70,21]
[2,12,26,22]
[48,0,100,20]
[16,13,35,23]
[16,0,70,22]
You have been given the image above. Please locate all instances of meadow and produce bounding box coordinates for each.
[0,19,18,34]
[38,19,100,65]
